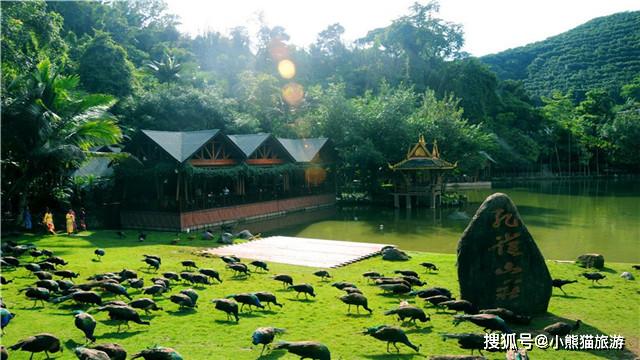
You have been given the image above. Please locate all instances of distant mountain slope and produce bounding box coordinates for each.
[481,11,640,99]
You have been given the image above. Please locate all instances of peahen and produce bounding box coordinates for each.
[227,293,264,311]
[253,292,284,309]
[552,279,578,294]
[273,274,293,288]
[74,346,110,360]
[384,303,430,324]
[91,343,126,360]
[95,305,150,332]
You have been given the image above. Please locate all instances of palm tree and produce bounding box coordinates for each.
[1,58,122,212]
[146,53,182,83]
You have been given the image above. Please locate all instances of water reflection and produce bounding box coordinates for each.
[266,180,639,263]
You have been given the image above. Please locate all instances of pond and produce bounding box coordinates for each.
[276,179,640,263]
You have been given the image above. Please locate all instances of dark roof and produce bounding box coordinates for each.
[277,137,329,163]
[391,157,456,170]
[141,129,220,162]
[73,158,113,178]
[226,134,270,157]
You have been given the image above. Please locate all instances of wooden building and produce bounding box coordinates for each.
[119,130,333,230]
[389,135,456,208]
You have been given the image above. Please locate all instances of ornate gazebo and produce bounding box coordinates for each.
[389,135,456,208]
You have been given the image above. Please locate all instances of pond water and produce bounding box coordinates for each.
[276,179,640,263]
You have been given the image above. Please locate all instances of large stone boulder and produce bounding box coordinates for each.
[457,193,552,315]
[576,254,605,269]
[381,246,410,261]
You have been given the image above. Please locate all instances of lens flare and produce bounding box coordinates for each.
[278,59,296,79]
[282,83,304,106]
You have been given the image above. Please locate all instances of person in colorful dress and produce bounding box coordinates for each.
[66,209,75,235]
[43,207,55,235]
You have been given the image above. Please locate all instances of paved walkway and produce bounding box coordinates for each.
[201,236,391,268]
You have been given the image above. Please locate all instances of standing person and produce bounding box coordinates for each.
[23,206,32,231]
[70,209,78,232]
[43,207,55,235]
[78,207,87,231]
[65,209,75,235]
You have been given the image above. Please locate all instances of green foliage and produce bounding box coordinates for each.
[78,31,135,96]
[1,59,123,208]
[118,83,235,131]
[482,11,640,99]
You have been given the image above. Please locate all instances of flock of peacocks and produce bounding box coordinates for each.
[0,238,612,359]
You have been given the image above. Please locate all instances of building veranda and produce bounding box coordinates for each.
[116,130,334,230]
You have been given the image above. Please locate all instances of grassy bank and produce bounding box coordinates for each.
[1,231,638,359]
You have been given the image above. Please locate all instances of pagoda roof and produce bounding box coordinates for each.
[389,135,456,171]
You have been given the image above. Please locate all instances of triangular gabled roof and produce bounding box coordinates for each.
[141,129,220,163]
[226,133,271,157]
[389,135,456,171]
[277,137,329,163]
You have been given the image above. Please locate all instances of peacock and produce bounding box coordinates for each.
[378,283,411,295]
[170,293,197,309]
[9,333,62,358]
[252,327,285,355]
[212,299,239,322]
[273,274,294,288]
[1,308,15,334]
[101,283,132,300]
[142,284,166,297]
[221,255,240,264]
[581,272,606,284]
[129,298,163,315]
[289,284,316,299]
[313,270,331,280]
[543,319,581,336]
[199,269,223,283]
[250,260,269,272]
[437,300,478,314]
[394,270,419,278]
[131,346,183,360]
[53,290,102,307]
[94,249,105,261]
[453,314,512,333]
[20,286,50,307]
[181,260,198,270]
[227,293,264,311]
[331,281,357,290]
[253,292,284,309]
[74,311,97,343]
[56,279,74,291]
[119,269,138,280]
[273,341,331,360]
[420,262,439,272]
[0,346,7,360]
[142,257,160,272]
[552,279,578,294]
[127,278,145,289]
[339,293,373,314]
[95,305,150,332]
[400,276,426,287]
[441,333,497,355]
[74,346,110,360]
[384,303,430,324]
[363,325,420,353]
[479,308,532,325]
[90,343,127,360]
[162,272,180,281]
[424,295,453,307]
[228,262,251,277]
[34,271,53,280]
[36,280,59,293]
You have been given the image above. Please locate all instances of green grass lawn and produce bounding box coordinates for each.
[1,231,638,359]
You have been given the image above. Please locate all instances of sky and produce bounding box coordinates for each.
[166,0,639,56]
